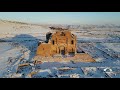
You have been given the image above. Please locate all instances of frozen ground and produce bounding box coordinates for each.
[0,20,120,78]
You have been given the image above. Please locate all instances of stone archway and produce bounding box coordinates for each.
[59,46,65,55]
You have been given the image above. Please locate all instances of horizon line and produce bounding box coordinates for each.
[0,18,120,26]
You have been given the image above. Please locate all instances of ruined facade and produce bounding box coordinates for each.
[36,31,77,57]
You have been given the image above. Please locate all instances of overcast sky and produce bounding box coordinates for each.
[0,12,120,25]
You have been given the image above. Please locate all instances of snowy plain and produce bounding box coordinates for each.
[0,20,120,78]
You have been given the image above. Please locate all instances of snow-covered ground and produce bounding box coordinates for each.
[0,20,120,78]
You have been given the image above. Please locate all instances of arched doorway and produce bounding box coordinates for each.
[59,46,65,55]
